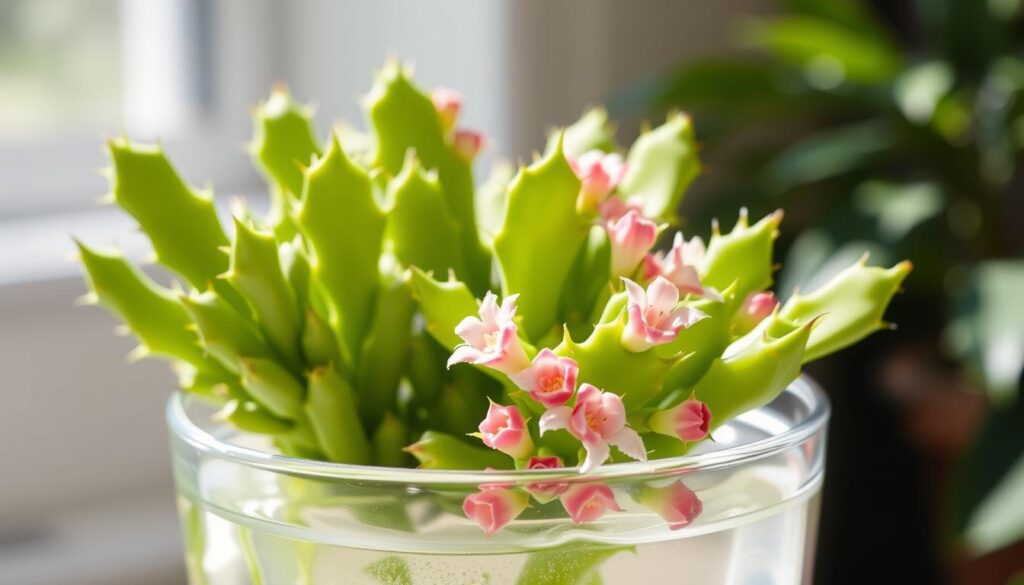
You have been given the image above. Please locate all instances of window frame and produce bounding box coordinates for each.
[0,0,282,219]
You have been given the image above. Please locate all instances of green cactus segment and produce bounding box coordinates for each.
[617,113,699,221]
[658,284,743,395]
[219,399,293,435]
[305,366,371,464]
[702,209,782,301]
[175,365,236,401]
[597,291,628,324]
[372,413,410,467]
[406,267,478,351]
[276,408,326,460]
[180,291,272,374]
[494,137,588,341]
[356,270,416,428]
[475,162,513,241]
[227,218,302,371]
[555,315,681,408]
[366,61,448,179]
[365,61,488,293]
[251,86,321,198]
[781,258,911,362]
[405,333,446,409]
[239,357,305,420]
[279,240,311,310]
[106,139,231,292]
[546,107,618,158]
[405,430,513,470]
[693,314,815,429]
[387,155,466,276]
[561,225,611,337]
[301,307,345,371]
[297,133,386,360]
[76,242,209,370]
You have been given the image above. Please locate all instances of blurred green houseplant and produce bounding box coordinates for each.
[617,0,1024,562]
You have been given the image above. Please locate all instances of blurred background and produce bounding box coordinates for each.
[0,0,1021,583]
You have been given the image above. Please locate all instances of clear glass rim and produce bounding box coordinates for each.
[167,375,830,485]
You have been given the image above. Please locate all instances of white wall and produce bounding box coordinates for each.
[274,0,769,164]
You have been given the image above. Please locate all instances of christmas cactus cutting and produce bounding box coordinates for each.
[77,59,910,540]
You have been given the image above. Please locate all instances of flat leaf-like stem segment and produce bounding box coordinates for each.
[238,357,305,420]
[658,283,743,397]
[297,133,386,362]
[690,312,816,429]
[405,430,514,470]
[494,136,588,342]
[545,107,619,158]
[406,267,479,351]
[227,218,303,372]
[180,291,273,375]
[106,140,241,307]
[781,257,911,362]
[366,61,489,293]
[305,366,370,464]
[356,269,416,429]
[250,86,321,198]
[76,242,230,378]
[387,154,466,277]
[555,314,683,409]
[618,112,700,221]
[702,209,783,303]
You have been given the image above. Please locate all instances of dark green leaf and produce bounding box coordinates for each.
[742,16,903,86]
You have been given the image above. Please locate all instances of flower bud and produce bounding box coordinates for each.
[733,291,778,334]
[600,195,645,223]
[431,87,462,132]
[453,129,483,161]
[647,398,711,442]
[607,210,658,277]
[478,402,534,460]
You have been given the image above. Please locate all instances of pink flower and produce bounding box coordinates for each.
[431,87,462,132]
[642,253,662,280]
[453,129,484,161]
[649,232,721,300]
[647,398,712,442]
[621,276,706,352]
[734,291,778,333]
[448,292,530,375]
[600,195,645,222]
[525,455,569,502]
[638,481,703,530]
[462,486,530,536]
[570,150,628,210]
[509,349,578,408]
[477,402,534,460]
[539,384,647,473]
[606,210,658,277]
[560,483,623,524]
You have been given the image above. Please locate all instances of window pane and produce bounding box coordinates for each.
[0,0,121,144]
